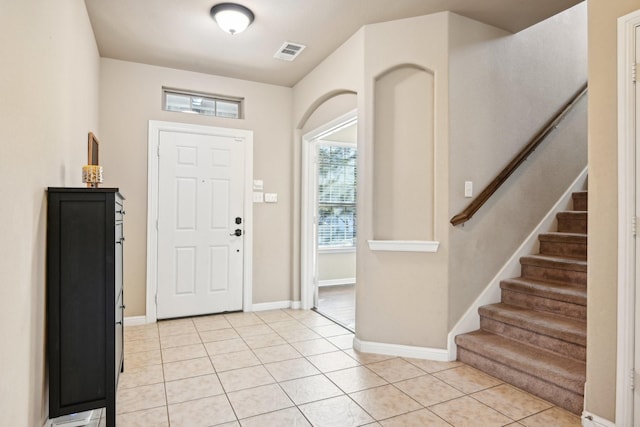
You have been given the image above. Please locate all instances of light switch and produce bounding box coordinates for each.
[253,180,264,191]
[264,193,278,203]
[464,181,473,198]
[253,191,264,203]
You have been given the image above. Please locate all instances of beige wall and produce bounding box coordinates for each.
[0,1,100,424]
[358,13,451,348]
[317,252,356,281]
[448,6,588,327]
[99,59,293,315]
[586,0,640,421]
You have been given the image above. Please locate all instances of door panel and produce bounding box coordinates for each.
[157,130,244,319]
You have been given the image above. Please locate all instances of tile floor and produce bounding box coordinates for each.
[101,309,581,426]
[316,284,356,330]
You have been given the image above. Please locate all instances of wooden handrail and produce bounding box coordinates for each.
[450,83,588,226]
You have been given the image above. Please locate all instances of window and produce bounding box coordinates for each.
[162,88,243,119]
[317,144,357,249]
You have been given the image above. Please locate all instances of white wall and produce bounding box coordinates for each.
[0,1,100,424]
[99,59,293,316]
[447,5,588,327]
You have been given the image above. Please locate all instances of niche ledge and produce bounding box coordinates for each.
[367,240,440,252]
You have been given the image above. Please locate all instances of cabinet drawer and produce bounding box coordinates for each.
[115,200,125,222]
[115,292,124,386]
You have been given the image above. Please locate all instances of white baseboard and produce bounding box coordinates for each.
[581,412,615,427]
[290,301,301,309]
[252,300,296,311]
[124,315,148,326]
[446,167,588,360]
[318,278,356,287]
[44,409,99,427]
[354,337,449,361]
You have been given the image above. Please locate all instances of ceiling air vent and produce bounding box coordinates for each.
[274,42,306,61]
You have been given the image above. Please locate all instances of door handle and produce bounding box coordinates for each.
[230,229,242,237]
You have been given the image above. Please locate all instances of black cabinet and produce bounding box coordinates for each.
[47,188,125,427]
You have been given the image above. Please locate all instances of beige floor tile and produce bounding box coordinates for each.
[211,349,261,372]
[199,328,240,343]
[299,395,374,427]
[311,324,352,338]
[326,366,388,393]
[217,422,241,427]
[116,406,169,427]
[124,325,159,342]
[217,365,275,392]
[519,407,581,427]
[158,322,197,338]
[235,323,274,338]
[160,332,201,349]
[161,343,207,363]
[430,396,513,427]
[472,384,553,420]
[280,374,344,405]
[380,408,452,427]
[326,334,355,349]
[117,383,166,414]
[403,358,463,373]
[278,327,323,343]
[394,374,464,407]
[254,309,295,323]
[343,349,395,365]
[291,338,340,356]
[124,349,162,369]
[168,395,236,427]
[225,312,265,328]
[163,357,214,381]
[239,407,311,427]
[165,374,224,404]
[268,319,308,332]
[300,316,336,327]
[193,315,232,332]
[366,358,426,383]
[264,357,320,382]
[253,343,301,363]
[227,383,294,419]
[433,365,503,394]
[349,384,421,419]
[242,332,287,349]
[284,309,318,319]
[307,351,360,372]
[119,364,164,389]
[124,337,160,354]
[205,338,250,356]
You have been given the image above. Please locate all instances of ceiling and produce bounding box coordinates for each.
[84,0,582,88]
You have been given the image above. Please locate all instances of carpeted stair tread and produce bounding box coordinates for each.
[455,330,585,394]
[520,254,586,272]
[500,277,586,306]
[479,303,585,346]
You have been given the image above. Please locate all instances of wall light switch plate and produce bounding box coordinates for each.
[253,191,264,203]
[264,193,278,203]
[464,181,473,198]
[253,180,264,191]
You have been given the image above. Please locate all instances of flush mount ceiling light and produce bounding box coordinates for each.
[210,3,254,35]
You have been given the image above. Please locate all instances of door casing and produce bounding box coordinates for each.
[147,120,253,323]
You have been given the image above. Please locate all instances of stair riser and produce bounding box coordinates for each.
[501,289,586,320]
[480,317,586,361]
[457,347,583,414]
[539,241,586,259]
[557,217,587,234]
[572,194,588,211]
[521,264,586,287]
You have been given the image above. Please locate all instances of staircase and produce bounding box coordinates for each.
[455,191,587,414]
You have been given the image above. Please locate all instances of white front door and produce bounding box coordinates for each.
[156,129,245,319]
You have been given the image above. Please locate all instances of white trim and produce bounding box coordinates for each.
[317,245,356,254]
[581,412,616,427]
[367,240,440,252]
[446,168,588,360]
[290,301,302,310]
[616,10,640,427]
[45,410,99,427]
[318,278,356,287]
[124,316,148,327]
[301,110,358,310]
[146,121,254,322]
[353,337,449,361]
